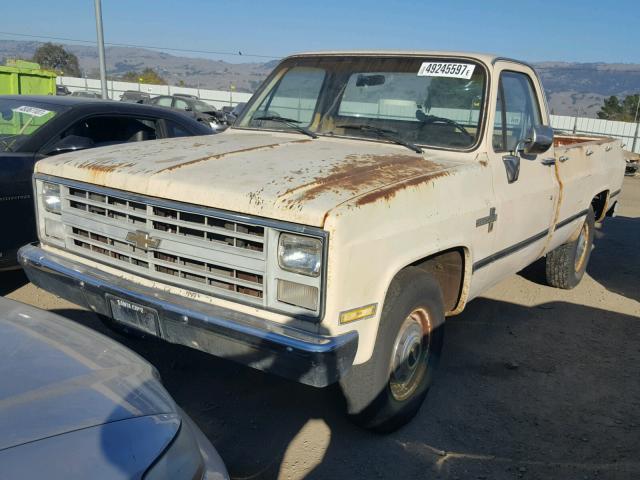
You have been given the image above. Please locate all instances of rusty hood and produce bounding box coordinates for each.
[36,130,459,227]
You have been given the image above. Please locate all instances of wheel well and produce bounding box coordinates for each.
[591,191,608,221]
[411,248,465,314]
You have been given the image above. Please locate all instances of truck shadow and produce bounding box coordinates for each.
[588,215,640,303]
[53,296,640,479]
[518,215,640,303]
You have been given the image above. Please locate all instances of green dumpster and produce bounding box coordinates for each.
[0,60,57,96]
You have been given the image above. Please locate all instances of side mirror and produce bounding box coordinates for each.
[515,125,554,155]
[184,106,193,112]
[44,135,95,156]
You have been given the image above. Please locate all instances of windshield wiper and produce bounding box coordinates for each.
[0,135,19,152]
[253,115,318,139]
[335,124,422,153]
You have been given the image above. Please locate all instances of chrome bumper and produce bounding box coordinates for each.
[18,244,357,387]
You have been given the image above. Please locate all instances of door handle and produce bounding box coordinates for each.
[541,158,556,166]
[559,155,570,162]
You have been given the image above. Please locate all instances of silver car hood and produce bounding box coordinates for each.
[0,298,176,450]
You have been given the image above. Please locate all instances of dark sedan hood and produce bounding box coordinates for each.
[0,298,176,450]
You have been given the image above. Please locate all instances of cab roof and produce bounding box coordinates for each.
[284,50,530,69]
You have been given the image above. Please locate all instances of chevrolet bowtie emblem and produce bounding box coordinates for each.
[125,230,161,250]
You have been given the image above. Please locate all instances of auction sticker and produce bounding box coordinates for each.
[418,62,476,79]
[12,106,51,117]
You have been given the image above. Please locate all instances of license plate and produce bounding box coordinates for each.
[107,295,160,336]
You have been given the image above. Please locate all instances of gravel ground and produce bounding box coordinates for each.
[3,177,639,480]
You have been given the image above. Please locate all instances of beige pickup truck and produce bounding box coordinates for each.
[20,51,626,431]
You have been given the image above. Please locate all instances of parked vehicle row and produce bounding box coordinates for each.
[146,94,229,131]
[58,86,242,131]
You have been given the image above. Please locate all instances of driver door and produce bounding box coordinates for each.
[483,64,559,277]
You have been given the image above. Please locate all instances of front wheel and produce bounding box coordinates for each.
[339,267,444,433]
[545,206,595,289]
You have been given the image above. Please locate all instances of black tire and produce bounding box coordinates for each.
[545,206,595,289]
[339,267,445,433]
[98,314,148,340]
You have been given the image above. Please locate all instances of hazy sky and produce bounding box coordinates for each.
[1,0,638,63]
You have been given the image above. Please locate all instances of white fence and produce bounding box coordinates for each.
[57,76,252,110]
[57,76,640,154]
[550,115,640,154]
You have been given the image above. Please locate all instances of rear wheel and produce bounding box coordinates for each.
[545,206,595,289]
[340,267,444,433]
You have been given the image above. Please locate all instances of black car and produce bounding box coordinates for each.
[146,95,226,131]
[55,85,70,96]
[0,297,229,479]
[220,102,246,125]
[70,90,102,98]
[0,95,212,269]
[120,90,151,103]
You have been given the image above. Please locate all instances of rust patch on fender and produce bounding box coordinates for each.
[155,138,312,173]
[279,154,442,206]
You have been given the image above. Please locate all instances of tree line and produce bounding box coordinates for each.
[597,94,640,122]
[23,42,167,85]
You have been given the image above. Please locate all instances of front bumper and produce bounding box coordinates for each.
[18,244,357,387]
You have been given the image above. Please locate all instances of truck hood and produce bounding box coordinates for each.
[0,298,175,450]
[36,130,460,227]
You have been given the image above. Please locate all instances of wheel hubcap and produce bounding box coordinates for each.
[389,308,431,402]
[574,221,590,272]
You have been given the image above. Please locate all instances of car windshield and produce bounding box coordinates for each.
[236,56,487,150]
[0,99,66,152]
[193,100,216,113]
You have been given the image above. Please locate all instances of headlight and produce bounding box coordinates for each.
[42,182,61,214]
[277,233,322,277]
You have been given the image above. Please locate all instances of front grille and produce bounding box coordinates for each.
[60,185,267,305]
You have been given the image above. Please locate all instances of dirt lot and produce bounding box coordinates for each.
[3,177,639,480]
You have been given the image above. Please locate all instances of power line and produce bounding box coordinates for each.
[0,30,282,60]
[536,66,640,72]
[2,31,639,71]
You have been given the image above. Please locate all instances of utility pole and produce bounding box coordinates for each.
[94,0,108,99]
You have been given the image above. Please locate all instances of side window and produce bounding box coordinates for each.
[173,98,190,111]
[493,88,506,151]
[155,97,173,107]
[61,116,158,147]
[493,71,542,152]
[164,120,191,138]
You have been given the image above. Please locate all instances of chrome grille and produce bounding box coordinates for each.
[60,185,266,305]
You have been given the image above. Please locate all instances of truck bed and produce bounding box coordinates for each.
[553,134,616,148]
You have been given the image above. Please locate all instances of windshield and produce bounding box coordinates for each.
[236,56,487,150]
[0,99,66,152]
[193,100,216,113]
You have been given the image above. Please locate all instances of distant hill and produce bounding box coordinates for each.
[2,39,640,117]
[0,40,274,93]
[536,62,640,117]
